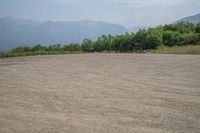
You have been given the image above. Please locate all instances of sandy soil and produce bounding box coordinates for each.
[0,54,200,133]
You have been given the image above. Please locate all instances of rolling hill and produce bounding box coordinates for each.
[175,13,200,24]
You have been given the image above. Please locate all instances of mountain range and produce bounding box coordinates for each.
[0,17,128,51]
[175,13,200,24]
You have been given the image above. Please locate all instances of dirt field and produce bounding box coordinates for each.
[0,54,200,133]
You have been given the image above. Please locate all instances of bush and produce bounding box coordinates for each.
[177,33,200,45]
[0,52,7,58]
[10,46,31,53]
[163,22,195,33]
[133,29,147,50]
[31,44,46,52]
[195,23,200,33]
[154,45,200,54]
[81,39,94,52]
[163,31,180,46]
[144,28,163,49]
[48,44,62,51]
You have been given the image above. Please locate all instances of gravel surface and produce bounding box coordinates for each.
[0,54,200,133]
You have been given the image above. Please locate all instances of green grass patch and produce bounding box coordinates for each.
[153,45,200,54]
[0,51,84,58]
[0,52,7,58]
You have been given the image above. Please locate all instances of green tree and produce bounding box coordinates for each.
[163,22,195,33]
[11,46,31,53]
[31,44,46,52]
[64,43,81,51]
[195,23,200,33]
[82,39,94,52]
[48,44,62,51]
[117,33,134,52]
[145,28,163,49]
[177,33,200,45]
[163,31,180,46]
[133,29,147,50]
[94,36,106,52]
[110,35,121,52]
[0,52,6,58]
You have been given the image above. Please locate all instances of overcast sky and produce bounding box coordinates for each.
[0,0,200,27]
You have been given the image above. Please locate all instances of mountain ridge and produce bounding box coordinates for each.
[0,17,128,51]
[175,13,200,24]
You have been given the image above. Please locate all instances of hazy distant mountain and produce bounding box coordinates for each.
[175,13,200,24]
[0,17,128,51]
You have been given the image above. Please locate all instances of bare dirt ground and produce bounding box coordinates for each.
[0,54,200,133]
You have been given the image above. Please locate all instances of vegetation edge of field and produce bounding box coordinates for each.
[1,22,200,58]
[152,45,200,54]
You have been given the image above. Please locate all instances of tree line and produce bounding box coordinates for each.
[1,22,200,57]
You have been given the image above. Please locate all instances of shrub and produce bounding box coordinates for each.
[163,31,180,46]
[177,33,200,45]
[81,39,94,52]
